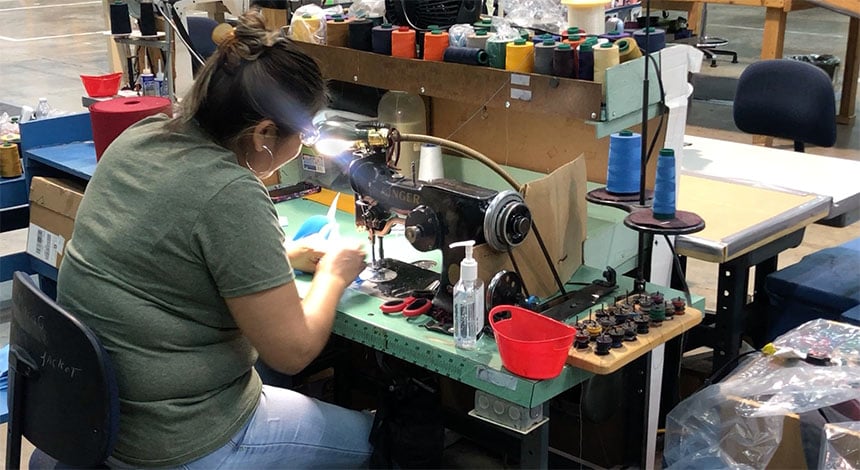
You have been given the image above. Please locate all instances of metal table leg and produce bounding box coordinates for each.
[519,406,549,469]
[712,229,805,373]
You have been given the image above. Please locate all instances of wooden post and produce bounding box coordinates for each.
[761,6,787,60]
[838,16,859,124]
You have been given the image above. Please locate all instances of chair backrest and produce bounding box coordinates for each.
[6,271,119,469]
[733,59,836,151]
[187,16,219,76]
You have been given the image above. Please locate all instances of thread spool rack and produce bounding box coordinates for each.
[110,30,175,102]
[294,42,668,187]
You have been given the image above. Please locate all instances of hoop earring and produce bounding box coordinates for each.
[245,145,275,174]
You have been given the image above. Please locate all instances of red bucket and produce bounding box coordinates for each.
[489,305,576,379]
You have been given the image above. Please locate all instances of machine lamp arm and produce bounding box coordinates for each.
[310,119,522,194]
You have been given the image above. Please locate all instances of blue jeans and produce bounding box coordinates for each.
[109,385,373,469]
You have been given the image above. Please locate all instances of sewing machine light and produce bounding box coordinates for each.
[310,120,391,157]
[314,138,357,157]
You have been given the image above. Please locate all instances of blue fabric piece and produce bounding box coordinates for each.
[766,237,860,339]
[291,215,331,241]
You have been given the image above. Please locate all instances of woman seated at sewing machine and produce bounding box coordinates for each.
[56,10,373,468]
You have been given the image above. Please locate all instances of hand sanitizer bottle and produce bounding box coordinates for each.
[450,240,485,350]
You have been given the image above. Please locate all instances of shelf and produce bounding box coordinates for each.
[296,43,603,121]
[26,142,97,183]
[113,32,170,51]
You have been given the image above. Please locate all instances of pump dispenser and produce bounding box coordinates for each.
[450,240,485,350]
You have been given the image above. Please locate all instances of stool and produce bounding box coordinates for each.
[765,237,860,341]
[695,3,738,67]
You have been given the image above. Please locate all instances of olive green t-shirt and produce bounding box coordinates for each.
[57,115,294,466]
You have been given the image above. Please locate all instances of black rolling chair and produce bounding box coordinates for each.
[733,59,837,152]
[6,271,120,470]
[187,16,219,77]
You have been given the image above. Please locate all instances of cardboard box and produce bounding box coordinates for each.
[474,156,587,299]
[720,396,806,469]
[820,422,860,468]
[27,177,85,269]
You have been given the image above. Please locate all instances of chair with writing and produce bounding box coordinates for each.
[5,271,119,470]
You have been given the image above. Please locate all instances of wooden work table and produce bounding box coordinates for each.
[651,0,859,124]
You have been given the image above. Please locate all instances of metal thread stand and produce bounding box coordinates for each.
[113,28,175,101]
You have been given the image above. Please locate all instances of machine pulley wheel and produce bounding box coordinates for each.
[483,190,531,251]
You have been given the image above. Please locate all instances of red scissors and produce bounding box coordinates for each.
[379,291,434,317]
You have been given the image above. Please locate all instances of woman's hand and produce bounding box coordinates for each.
[287,242,326,273]
[316,241,367,286]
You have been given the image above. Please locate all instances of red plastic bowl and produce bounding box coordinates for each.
[489,305,577,379]
[80,72,123,98]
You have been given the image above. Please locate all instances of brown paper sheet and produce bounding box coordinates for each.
[473,155,588,298]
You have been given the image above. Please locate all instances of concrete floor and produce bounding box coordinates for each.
[0,1,859,468]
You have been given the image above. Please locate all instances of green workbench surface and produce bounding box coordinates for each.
[275,198,703,409]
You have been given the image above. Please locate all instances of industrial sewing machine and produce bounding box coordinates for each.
[318,122,533,315]
[307,121,618,321]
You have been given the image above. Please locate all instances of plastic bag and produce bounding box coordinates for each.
[789,54,841,80]
[448,23,475,47]
[289,5,326,44]
[504,0,567,34]
[0,112,20,138]
[664,320,860,469]
[350,0,385,20]
[491,17,522,42]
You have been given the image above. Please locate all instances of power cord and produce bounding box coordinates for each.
[645,52,666,165]
[662,234,691,307]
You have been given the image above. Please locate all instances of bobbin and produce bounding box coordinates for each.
[672,297,686,315]
[597,316,615,331]
[649,301,666,323]
[633,315,650,334]
[622,321,638,341]
[582,319,602,340]
[607,326,625,348]
[595,335,612,355]
[574,332,590,350]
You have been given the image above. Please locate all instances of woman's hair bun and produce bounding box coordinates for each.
[217,10,279,67]
[211,22,235,45]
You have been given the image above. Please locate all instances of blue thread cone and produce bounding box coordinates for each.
[606,129,642,194]
[652,148,676,220]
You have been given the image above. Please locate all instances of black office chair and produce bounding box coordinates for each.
[187,16,219,77]
[733,59,837,152]
[6,271,120,470]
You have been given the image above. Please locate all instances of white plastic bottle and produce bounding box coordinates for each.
[154,60,166,97]
[141,70,157,96]
[450,240,485,350]
[35,98,51,119]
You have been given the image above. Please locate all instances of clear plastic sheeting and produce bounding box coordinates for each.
[448,24,475,47]
[820,421,860,469]
[289,5,326,44]
[490,17,523,42]
[1,113,19,137]
[504,0,567,34]
[349,0,385,19]
[664,320,860,469]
